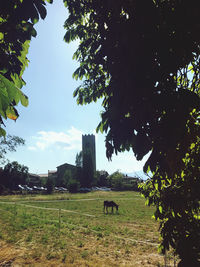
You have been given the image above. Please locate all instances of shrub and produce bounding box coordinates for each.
[67,179,80,193]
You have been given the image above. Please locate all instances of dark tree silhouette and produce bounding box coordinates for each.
[46,177,54,194]
[1,161,29,190]
[63,1,200,265]
[81,150,94,187]
[75,151,82,167]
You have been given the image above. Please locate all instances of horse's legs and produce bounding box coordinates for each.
[112,206,113,213]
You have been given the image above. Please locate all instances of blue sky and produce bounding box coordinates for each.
[4,1,149,176]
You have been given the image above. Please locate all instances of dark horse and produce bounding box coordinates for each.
[104,200,119,214]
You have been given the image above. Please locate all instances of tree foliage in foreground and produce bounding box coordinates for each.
[63,0,200,265]
[0,0,52,136]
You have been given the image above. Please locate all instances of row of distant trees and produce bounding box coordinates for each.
[52,167,141,193]
[49,151,142,193]
[0,135,28,193]
[0,161,29,193]
[0,136,141,194]
[0,161,141,194]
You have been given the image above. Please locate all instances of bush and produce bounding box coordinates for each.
[112,182,139,191]
[67,179,80,193]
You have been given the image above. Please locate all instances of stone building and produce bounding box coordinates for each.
[54,134,96,185]
[56,163,78,185]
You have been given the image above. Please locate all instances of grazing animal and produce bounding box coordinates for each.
[104,200,119,214]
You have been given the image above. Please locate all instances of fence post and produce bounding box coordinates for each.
[15,202,17,217]
[58,208,61,234]
[13,202,17,232]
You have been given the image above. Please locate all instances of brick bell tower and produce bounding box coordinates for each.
[82,134,96,172]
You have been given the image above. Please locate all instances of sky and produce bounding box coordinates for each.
[4,1,149,176]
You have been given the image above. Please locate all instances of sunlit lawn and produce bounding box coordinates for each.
[0,191,172,266]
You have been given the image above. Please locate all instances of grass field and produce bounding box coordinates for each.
[0,191,175,266]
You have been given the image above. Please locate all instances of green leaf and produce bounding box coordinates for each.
[63,1,67,7]
[181,171,185,178]
[20,93,29,107]
[154,183,158,190]
[0,74,28,115]
[11,73,23,89]
[64,30,71,43]
[30,5,39,24]
[97,122,104,133]
[6,106,18,120]
[31,27,37,37]
[0,82,10,116]
[0,68,8,74]
[35,2,47,20]
[0,32,4,40]
[159,205,163,213]
[0,74,20,104]
[0,128,6,137]
[190,143,195,149]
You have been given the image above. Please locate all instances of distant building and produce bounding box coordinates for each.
[38,173,48,178]
[122,175,141,183]
[54,134,96,185]
[56,163,77,184]
[48,170,57,179]
[28,173,41,186]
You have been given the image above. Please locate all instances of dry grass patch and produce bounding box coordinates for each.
[0,191,176,266]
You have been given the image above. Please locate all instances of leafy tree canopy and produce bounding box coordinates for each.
[75,151,82,167]
[63,169,73,186]
[0,134,25,164]
[108,171,124,181]
[0,0,52,136]
[95,170,109,187]
[1,160,29,190]
[63,0,200,264]
[64,0,200,165]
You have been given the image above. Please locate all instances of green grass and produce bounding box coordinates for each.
[0,191,168,266]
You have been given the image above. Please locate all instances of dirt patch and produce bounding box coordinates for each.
[0,241,21,266]
[0,238,166,267]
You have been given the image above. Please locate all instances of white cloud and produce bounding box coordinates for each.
[27,146,37,151]
[29,126,83,151]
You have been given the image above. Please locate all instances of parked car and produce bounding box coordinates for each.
[101,187,111,191]
[54,187,68,192]
[33,186,47,191]
[18,185,33,191]
[79,187,91,193]
[18,184,25,190]
[91,186,111,191]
